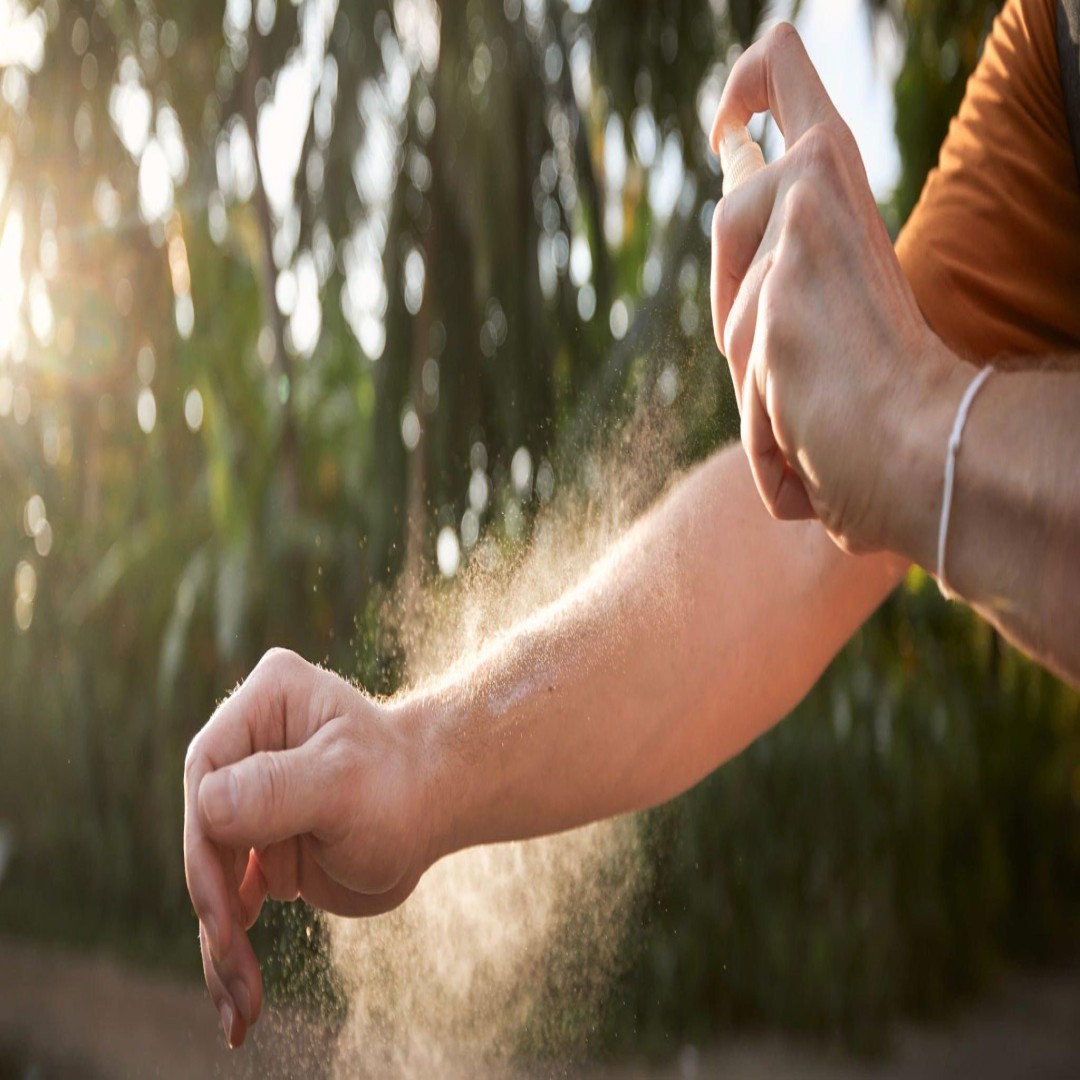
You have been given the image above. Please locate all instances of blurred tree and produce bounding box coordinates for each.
[884,0,1000,222]
[0,0,765,940]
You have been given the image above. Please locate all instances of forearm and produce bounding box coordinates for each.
[887,351,1080,686]
[398,444,904,860]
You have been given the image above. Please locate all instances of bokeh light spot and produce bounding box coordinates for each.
[184,387,204,432]
[137,387,157,434]
[436,526,460,577]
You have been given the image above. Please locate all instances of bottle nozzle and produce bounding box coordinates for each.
[718,126,766,196]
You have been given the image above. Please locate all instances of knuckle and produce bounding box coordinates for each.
[321,726,358,786]
[257,646,301,679]
[262,753,289,820]
[831,118,858,157]
[800,121,854,186]
[254,648,311,719]
[802,122,837,165]
[768,21,803,57]
[783,180,817,237]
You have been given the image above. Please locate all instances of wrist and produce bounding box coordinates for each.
[387,688,464,870]
[880,335,976,570]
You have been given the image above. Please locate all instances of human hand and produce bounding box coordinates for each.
[709,23,963,555]
[183,649,437,1048]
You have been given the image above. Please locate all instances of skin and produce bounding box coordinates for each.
[185,453,905,1048]
[709,23,1080,683]
[184,23,1080,1048]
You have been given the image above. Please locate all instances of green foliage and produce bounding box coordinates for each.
[602,577,1080,1054]
[887,0,1001,223]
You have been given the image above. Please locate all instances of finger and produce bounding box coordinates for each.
[711,166,783,358]
[710,22,837,152]
[201,922,246,1050]
[741,357,814,522]
[198,737,335,851]
[740,357,779,511]
[183,650,319,959]
[204,910,264,1041]
[253,833,413,912]
[721,246,774,400]
[251,838,409,917]
[297,846,421,919]
[184,696,257,960]
[239,850,269,930]
[772,465,815,520]
[183,812,234,962]
[256,839,305,904]
[229,846,253,929]
[258,834,421,920]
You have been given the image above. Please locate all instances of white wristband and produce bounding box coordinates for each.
[936,364,994,600]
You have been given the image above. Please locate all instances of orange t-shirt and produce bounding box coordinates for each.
[895,0,1080,360]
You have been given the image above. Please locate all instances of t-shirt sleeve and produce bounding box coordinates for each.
[895,0,1080,361]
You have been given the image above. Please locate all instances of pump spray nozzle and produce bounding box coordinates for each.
[718,126,766,196]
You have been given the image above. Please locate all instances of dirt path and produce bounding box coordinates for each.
[3,935,1080,1078]
[0,936,333,1080]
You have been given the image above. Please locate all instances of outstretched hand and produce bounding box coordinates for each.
[710,23,963,556]
[183,649,436,1047]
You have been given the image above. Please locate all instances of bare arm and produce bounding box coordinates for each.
[886,358,1080,686]
[183,443,902,1046]
[707,24,1080,690]
[408,444,903,856]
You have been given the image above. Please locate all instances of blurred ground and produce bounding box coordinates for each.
[3,935,1080,1079]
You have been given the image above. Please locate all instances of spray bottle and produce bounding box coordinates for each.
[718,125,766,196]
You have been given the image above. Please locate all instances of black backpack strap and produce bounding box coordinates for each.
[1060,1,1080,179]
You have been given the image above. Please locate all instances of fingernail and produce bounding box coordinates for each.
[220,1001,234,1048]
[229,979,252,1025]
[202,771,238,827]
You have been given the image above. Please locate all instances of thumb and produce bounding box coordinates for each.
[710,23,835,153]
[198,743,331,849]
